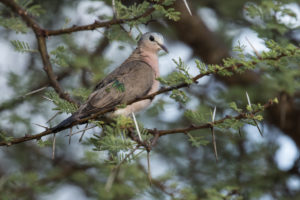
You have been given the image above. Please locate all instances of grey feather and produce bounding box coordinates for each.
[74,60,154,119]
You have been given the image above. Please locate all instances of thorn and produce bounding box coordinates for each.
[212,106,217,122]
[69,127,72,144]
[211,127,218,162]
[52,133,56,160]
[253,119,263,137]
[79,123,89,142]
[32,123,48,130]
[182,0,192,16]
[112,0,117,19]
[245,37,261,59]
[210,106,218,161]
[105,169,117,192]
[65,125,97,138]
[21,86,47,98]
[131,112,142,142]
[42,96,53,102]
[46,112,60,124]
[246,91,252,109]
[147,150,152,185]
[238,128,242,137]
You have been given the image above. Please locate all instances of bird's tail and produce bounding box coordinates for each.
[51,115,76,132]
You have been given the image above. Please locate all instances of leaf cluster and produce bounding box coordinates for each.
[45,90,77,114]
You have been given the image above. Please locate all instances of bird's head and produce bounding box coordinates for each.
[138,32,168,53]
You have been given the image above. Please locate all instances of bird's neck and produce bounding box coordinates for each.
[131,47,160,77]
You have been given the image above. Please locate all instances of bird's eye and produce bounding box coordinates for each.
[149,35,155,42]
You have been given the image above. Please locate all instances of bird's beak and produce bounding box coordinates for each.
[157,43,169,53]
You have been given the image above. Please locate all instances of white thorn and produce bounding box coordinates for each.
[246,91,252,109]
[182,0,192,16]
[212,106,217,122]
[131,112,142,142]
[42,96,53,102]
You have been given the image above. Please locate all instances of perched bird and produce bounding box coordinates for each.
[51,32,168,132]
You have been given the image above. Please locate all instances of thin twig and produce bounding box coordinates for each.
[32,123,48,129]
[253,119,263,137]
[79,123,89,142]
[65,125,97,137]
[46,112,61,124]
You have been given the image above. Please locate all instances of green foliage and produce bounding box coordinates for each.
[146,99,167,116]
[10,40,37,53]
[187,133,209,147]
[229,102,242,113]
[153,4,180,21]
[7,72,26,94]
[245,0,298,40]
[153,0,180,21]
[158,58,193,86]
[0,171,43,200]
[71,87,92,102]
[88,116,151,165]
[170,89,189,104]
[0,0,44,33]
[50,45,70,67]
[184,105,212,125]
[1,0,300,199]
[204,187,243,200]
[16,0,45,17]
[37,138,52,147]
[45,90,77,114]
[0,131,14,143]
[115,1,151,28]
[0,17,28,33]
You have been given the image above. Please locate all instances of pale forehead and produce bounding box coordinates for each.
[141,32,164,44]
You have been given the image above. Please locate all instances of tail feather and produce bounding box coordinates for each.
[51,115,76,132]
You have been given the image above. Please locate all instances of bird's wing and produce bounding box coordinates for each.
[76,60,154,118]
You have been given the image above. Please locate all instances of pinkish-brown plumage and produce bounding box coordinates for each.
[52,32,167,131]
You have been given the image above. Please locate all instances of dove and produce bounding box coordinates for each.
[51,32,168,132]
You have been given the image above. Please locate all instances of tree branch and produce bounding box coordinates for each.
[0,68,276,147]
[0,0,161,106]
[148,99,275,137]
[0,69,72,113]
[0,0,77,104]
[45,7,156,36]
